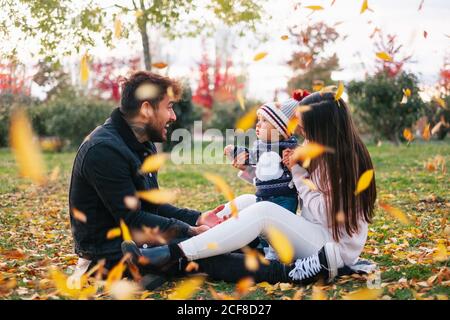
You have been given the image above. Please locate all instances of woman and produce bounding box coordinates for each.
[123,91,377,285]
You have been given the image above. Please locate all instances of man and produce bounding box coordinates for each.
[68,71,223,283]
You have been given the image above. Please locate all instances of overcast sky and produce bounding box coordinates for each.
[6,0,450,102]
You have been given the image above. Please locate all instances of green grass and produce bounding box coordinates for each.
[0,140,449,300]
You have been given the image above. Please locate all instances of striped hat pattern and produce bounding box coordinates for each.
[257,98,299,139]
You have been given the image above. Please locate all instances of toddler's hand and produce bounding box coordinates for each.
[224,144,234,157]
[232,151,249,171]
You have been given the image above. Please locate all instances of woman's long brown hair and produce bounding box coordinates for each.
[298,92,376,241]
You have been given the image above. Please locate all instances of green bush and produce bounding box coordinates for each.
[163,82,202,151]
[31,94,114,148]
[0,93,38,147]
[205,98,263,134]
[347,71,426,144]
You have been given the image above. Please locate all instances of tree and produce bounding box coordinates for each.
[1,0,267,71]
[347,71,426,144]
[287,22,340,92]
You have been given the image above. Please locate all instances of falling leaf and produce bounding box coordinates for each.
[287,117,300,135]
[168,276,205,300]
[235,106,258,131]
[418,0,425,11]
[105,260,126,292]
[167,86,174,98]
[403,88,411,97]
[120,219,132,241]
[134,10,144,18]
[335,81,344,101]
[422,123,431,141]
[135,83,159,100]
[9,108,46,184]
[136,189,177,204]
[296,105,312,116]
[379,202,411,225]
[403,128,414,143]
[185,261,199,272]
[152,62,168,69]
[423,30,428,38]
[312,80,324,92]
[300,178,318,191]
[236,91,245,110]
[266,226,294,264]
[114,16,122,39]
[253,52,268,61]
[280,35,289,40]
[336,211,346,224]
[49,166,60,182]
[355,169,374,195]
[434,96,447,109]
[305,5,324,11]
[203,173,238,217]
[292,142,334,162]
[236,277,254,296]
[360,0,369,14]
[311,285,327,300]
[109,279,139,300]
[72,208,87,223]
[242,247,259,271]
[80,53,89,84]
[140,153,167,173]
[342,288,383,300]
[376,51,393,62]
[207,242,218,250]
[433,243,447,262]
[106,227,122,240]
[124,195,140,211]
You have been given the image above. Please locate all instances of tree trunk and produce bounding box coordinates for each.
[139,20,152,71]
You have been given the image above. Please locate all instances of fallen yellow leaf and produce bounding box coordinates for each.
[360,0,369,14]
[168,276,205,300]
[106,227,122,240]
[342,288,383,300]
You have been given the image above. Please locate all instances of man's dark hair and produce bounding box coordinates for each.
[120,71,182,117]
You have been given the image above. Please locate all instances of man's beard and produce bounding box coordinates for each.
[144,122,166,142]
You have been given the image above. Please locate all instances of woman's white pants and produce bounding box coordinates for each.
[179,194,331,261]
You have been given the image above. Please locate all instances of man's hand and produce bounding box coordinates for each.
[188,225,210,236]
[232,152,249,171]
[196,204,225,228]
[282,148,296,171]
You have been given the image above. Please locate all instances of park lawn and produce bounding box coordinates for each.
[0,141,449,300]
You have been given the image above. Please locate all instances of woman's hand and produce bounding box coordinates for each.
[232,151,249,171]
[282,149,296,171]
[197,204,225,228]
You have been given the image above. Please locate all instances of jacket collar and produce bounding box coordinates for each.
[110,107,157,157]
